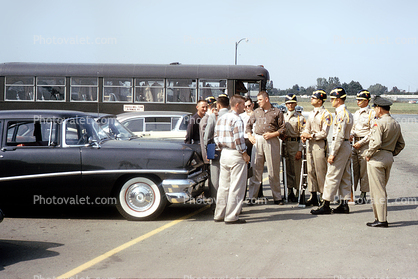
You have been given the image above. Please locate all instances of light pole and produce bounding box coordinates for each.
[235,38,248,65]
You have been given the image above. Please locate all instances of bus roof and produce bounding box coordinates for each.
[0,62,269,81]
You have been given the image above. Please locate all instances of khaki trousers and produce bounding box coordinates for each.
[352,143,370,192]
[367,150,393,222]
[214,148,247,222]
[322,142,352,201]
[209,159,220,199]
[248,135,282,201]
[306,140,327,193]
[284,141,302,190]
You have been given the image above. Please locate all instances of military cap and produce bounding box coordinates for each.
[312,89,327,100]
[218,93,229,98]
[372,95,393,107]
[205,96,216,105]
[285,93,297,103]
[356,89,371,100]
[330,87,347,99]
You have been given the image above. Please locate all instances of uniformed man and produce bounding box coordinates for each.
[246,91,286,204]
[311,87,353,215]
[282,94,305,202]
[350,90,375,204]
[301,89,331,206]
[365,96,405,227]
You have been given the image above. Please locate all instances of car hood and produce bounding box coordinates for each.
[94,138,197,169]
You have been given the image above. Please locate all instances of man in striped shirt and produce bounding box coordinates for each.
[214,94,251,224]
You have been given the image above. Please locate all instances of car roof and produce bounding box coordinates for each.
[0,109,92,119]
[117,111,191,120]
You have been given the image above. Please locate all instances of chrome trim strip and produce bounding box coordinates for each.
[0,171,81,182]
[0,169,189,182]
[81,169,189,175]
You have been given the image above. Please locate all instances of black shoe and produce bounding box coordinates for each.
[225,219,246,224]
[366,220,388,227]
[288,190,298,203]
[274,200,284,205]
[332,201,350,214]
[305,193,319,207]
[311,201,331,215]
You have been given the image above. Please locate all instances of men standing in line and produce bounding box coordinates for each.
[204,95,230,203]
[301,90,331,206]
[282,94,306,202]
[185,99,208,144]
[214,94,250,224]
[365,96,405,227]
[311,87,353,215]
[350,90,375,204]
[246,91,285,204]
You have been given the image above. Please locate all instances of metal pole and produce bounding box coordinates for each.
[234,38,248,65]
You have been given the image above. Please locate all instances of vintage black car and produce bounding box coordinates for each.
[0,110,207,220]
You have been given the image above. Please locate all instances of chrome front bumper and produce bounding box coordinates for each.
[162,170,208,203]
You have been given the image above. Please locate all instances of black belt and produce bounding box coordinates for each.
[332,138,349,141]
[286,137,300,142]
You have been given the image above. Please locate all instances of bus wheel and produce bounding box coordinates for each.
[116,177,167,221]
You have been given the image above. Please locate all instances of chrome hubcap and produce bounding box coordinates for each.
[126,183,154,212]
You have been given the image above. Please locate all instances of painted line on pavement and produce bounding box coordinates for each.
[57,205,210,279]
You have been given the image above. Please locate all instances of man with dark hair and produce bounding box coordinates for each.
[214,94,250,224]
[311,87,353,215]
[200,96,217,165]
[365,96,405,227]
[204,95,230,203]
[185,99,208,144]
[246,91,285,205]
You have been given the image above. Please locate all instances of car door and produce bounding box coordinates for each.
[0,118,82,205]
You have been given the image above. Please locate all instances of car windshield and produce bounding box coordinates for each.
[97,117,137,140]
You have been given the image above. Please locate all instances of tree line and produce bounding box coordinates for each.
[265,77,417,96]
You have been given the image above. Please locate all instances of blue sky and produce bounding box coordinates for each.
[2,0,417,92]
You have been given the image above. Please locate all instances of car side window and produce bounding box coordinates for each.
[65,117,101,145]
[171,117,180,131]
[124,118,144,133]
[65,119,90,145]
[145,117,171,132]
[6,120,57,147]
[178,116,189,131]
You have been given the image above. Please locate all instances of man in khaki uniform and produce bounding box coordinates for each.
[311,87,353,215]
[282,94,305,202]
[350,90,375,204]
[301,89,331,206]
[246,91,286,204]
[365,96,405,227]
